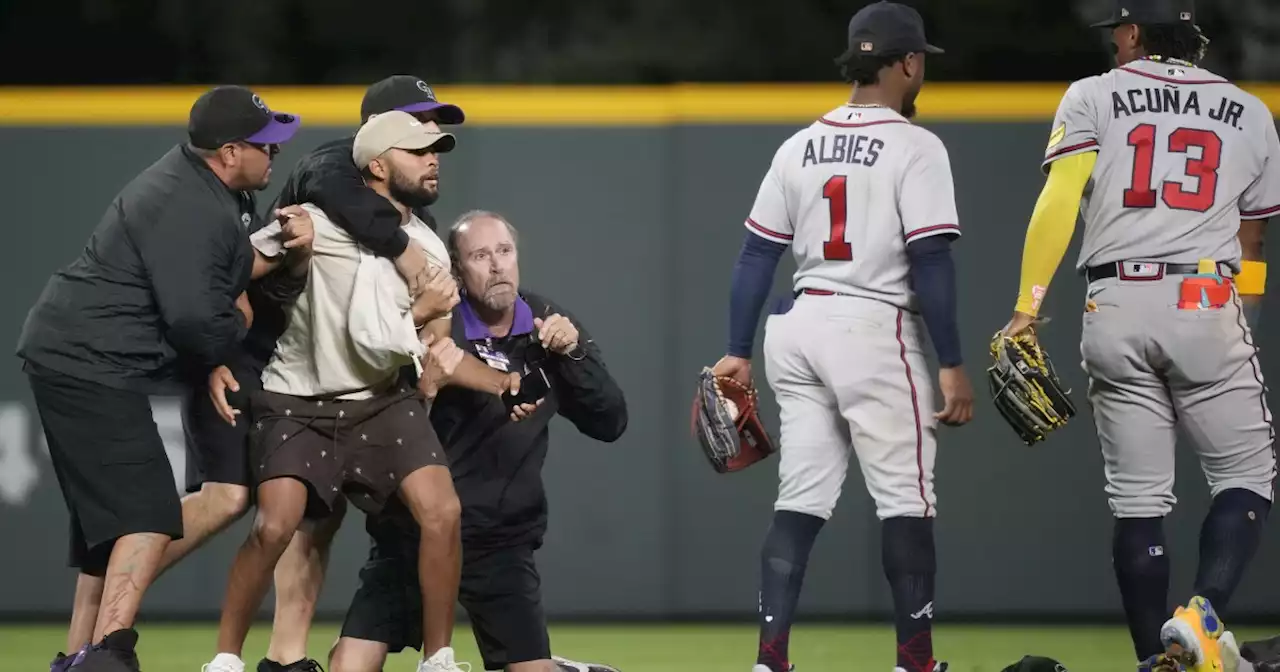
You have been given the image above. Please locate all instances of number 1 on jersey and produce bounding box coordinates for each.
[822,175,852,261]
[1123,123,1222,213]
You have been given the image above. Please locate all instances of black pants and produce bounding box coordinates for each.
[340,505,549,671]
[26,365,183,573]
[181,359,260,493]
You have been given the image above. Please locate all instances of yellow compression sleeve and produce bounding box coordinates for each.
[1014,151,1098,316]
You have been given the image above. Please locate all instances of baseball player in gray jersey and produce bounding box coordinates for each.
[1000,1,1279,670]
[715,3,970,671]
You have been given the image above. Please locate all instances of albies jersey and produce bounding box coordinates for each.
[744,105,960,310]
[1044,58,1280,272]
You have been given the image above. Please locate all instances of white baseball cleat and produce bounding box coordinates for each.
[1220,631,1244,672]
[416,647,471,672]
[202,653,246,672]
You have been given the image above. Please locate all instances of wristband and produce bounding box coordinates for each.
[1236,260,1266,296]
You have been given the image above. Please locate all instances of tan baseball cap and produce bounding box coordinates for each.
[352,110,456,169]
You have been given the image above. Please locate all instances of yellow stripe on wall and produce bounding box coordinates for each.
[0,83,1278,126]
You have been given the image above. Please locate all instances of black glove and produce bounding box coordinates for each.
[987,326,1076,446]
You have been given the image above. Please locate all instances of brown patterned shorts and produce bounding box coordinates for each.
[249,386,448,518]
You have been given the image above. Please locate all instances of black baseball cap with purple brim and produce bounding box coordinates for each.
[188,85,301,149]
[360,75,465,125]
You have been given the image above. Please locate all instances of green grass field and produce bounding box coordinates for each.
[2,622,1277,672]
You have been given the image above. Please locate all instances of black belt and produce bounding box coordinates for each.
[795,288,850,297]
[1085,260,1233,283]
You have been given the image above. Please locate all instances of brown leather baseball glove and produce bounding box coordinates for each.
[690,367,777,473]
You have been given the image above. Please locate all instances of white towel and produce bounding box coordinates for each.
[348,244,427,378]
[249,221,285,258]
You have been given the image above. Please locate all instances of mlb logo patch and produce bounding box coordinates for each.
[860,41,874,52]
[1118,261,1165,280]
[1180,11,1191,20]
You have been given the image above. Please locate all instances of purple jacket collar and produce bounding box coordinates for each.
[459,294,535,341]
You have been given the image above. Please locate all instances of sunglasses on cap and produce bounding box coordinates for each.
[240,141,281,158]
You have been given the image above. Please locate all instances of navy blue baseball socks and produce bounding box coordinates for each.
[1114,517,1171,661]
[1193,488,1271,612]
[883,517,940,672]
[755,511,825,672]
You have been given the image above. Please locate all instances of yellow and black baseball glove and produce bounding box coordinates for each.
[987,327,1076,445]
[690,367,777,473]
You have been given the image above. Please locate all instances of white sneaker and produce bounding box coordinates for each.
[418,647,472,672]
[202,653,246,672]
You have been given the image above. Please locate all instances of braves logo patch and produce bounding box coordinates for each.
[1046,124,1066,150]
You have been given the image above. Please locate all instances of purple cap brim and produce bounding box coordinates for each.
[245,113,302,144]
[397,101,466,124]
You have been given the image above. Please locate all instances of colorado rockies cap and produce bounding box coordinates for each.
[838,1,943,61]
[352,110,457,170]
[1090,0,1195,28]
[188,85,301,150]
[1000,656,1069,672]
[360,75,465,125]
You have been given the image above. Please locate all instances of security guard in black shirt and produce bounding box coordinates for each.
[17,85,304,672]
[330,211,627,672]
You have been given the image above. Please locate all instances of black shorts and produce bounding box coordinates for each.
[340,508,549,671]
[26,364,183,573]
[250,386,447,518]
[181,360,260,493]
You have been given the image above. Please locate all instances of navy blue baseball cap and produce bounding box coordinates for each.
[838,1,944,61]
[1091,0,1196,28]
[188,85,301,149]
[360,75,465,125]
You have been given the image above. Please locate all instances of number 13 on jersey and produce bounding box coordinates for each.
[1122,124,1222,213]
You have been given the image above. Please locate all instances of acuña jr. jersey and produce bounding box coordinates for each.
[743,104,961,310]
[1044,57,1280,272]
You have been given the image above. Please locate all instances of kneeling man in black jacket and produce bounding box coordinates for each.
[330,211,628,672]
